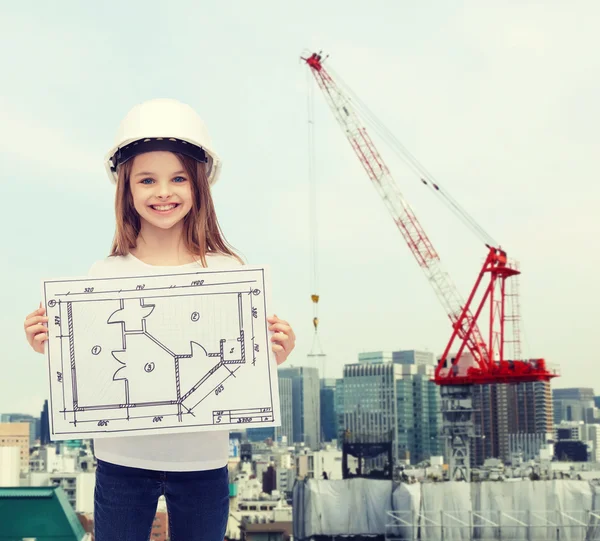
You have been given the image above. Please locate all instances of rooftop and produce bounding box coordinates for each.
[0,486,86,541]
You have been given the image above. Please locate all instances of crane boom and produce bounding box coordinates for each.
[303,52,557,386]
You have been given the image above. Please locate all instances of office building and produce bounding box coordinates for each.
[334,378,344,443]
[320,379,337,443]
[276,376,293,444]
[554,388,595,401]
[586,424,600,462]
[277,366,320,449]
[0,422,30,472]
[358,351,393,364]
[0,414,38,447]
[40,400,51,446]
[412,365,443,461]
[358,350,435,367]
[553,388,596,424]
[393,350,435,367]
[342,352,442,465]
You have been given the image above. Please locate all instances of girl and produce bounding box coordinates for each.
[23,98,296,541]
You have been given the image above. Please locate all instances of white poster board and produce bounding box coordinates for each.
[42,266,280,440]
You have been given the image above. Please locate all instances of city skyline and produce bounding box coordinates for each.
[2,2,599,416]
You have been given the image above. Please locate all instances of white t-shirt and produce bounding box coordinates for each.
[87,252,242,471]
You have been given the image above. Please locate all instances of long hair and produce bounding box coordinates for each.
[110,152,243,267]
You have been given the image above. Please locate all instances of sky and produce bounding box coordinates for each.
[1,1,599,416]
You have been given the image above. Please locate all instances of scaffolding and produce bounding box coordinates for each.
[385,509,600,541]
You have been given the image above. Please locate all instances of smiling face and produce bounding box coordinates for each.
[111,150,239,263]
[129,151,193,232]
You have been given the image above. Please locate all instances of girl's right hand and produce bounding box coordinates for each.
[24,306,49,354]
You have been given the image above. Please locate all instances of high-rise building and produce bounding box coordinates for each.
[40,400,50,446]
[412,366,443,461]
[277,366,320,449]
[472,384,504,465]
[320,379,337,443]
[472,381,553,465]
[334,378,344,443]
[342,352,442,465]
[343,361,397,465]
[276,377,293,444]
[553,388,596,424]
[510,381,553,435]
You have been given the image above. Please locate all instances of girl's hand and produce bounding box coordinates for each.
[24,305,49,354]
[268,315,295,366]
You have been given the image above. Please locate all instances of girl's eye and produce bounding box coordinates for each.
[140,178,154,185]
[173,176,186,183]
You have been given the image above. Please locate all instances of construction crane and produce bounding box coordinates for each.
[302,51,558,480]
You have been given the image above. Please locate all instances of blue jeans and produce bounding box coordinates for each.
[94,459,229,541]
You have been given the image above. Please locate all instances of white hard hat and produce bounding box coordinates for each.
[104,98,222,186]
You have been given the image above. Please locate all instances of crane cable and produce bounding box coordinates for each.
[326,65,497,248]
[307,66,326,365]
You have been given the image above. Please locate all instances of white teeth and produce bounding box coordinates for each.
[152,204,177,211]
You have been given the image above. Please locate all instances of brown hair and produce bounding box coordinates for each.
[110,153,243,267]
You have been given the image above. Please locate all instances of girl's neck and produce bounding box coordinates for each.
[131,222,198,266]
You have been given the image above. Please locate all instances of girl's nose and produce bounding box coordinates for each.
[156,180,172,198]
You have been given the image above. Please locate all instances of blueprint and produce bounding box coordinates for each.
[42,266,279,440]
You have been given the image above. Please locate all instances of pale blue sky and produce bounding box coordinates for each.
[1,1,599,415]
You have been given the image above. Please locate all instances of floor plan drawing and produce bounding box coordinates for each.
[42,266,279,440]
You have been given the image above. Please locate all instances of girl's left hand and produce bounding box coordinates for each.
[268,315,296,366]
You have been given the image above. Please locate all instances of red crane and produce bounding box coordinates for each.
[303,52,557,388]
